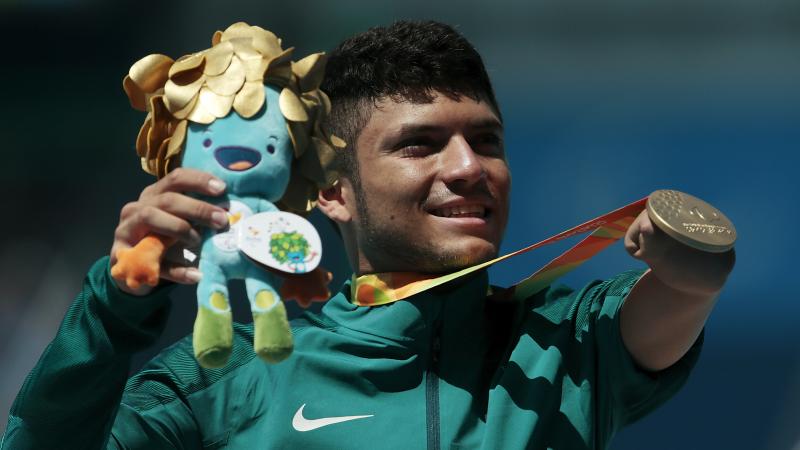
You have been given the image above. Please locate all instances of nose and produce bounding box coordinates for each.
[439,136,485,186]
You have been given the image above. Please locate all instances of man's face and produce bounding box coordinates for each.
[342,92,510,274]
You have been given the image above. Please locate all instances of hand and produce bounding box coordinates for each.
[624,210,735,297]
[110,168,230,296]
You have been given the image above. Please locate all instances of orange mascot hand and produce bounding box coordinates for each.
[280,267,333,308]
[111,234,174,290]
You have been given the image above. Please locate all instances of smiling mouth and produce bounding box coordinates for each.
[430,205,488,218]
[214,146,262,171]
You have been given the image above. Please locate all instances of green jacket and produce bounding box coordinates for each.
[2,257,700,449]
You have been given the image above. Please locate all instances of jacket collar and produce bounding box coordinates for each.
[319,270,491,351]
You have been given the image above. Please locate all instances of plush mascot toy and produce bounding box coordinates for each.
[111,23,343,368]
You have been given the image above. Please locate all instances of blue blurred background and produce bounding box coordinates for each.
[0,1,797,448]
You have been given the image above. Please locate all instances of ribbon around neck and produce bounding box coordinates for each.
[351,196,648,307]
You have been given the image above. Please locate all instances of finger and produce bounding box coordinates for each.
[141,168,226,199]
[637,211,656,238]
[148,192,229,230]
[125,206,203,246]
[624,214,642,257]
[160,263,203,285]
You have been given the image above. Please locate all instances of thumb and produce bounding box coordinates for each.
[624,211,645,258]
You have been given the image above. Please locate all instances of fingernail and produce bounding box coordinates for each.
[212,211,229,229]
[186,268,203,283]
[208,179,226,193]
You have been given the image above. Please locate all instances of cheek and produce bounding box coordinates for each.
[364,164,431,202]
[487,161,511,193]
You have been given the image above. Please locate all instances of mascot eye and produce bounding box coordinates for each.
[267,144,276,154]
[203,138,213,148]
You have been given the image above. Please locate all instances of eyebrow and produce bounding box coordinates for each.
[395,118,504,136]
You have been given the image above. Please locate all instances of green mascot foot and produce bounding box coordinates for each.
[253,290,293,363]
[194,292,234,368]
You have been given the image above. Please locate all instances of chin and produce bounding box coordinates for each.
[433,239,500,271]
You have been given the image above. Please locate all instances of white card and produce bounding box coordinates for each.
[238,211,322,274]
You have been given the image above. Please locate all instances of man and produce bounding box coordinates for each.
[2,21,733,449]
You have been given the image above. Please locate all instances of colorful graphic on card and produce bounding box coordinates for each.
[238,211,322,274]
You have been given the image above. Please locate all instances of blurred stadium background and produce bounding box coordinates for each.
[0,0,798,448]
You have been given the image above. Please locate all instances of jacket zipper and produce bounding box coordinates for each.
[426,333,441,450]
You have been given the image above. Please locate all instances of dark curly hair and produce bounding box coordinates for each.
[322,20,501,177]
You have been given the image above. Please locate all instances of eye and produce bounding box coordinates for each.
[472,133,504,156]
[396,137,439,158]
[266,144,276,154]
[203,138,213,148]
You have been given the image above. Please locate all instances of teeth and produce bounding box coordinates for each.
[432,205,486,218]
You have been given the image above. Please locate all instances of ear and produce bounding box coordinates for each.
[317,181,353,224]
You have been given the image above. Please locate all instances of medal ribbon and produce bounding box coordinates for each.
[351,196,648,306]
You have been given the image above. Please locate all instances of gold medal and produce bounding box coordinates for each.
[647,190,736,253]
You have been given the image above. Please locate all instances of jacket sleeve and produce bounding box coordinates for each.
[0,256,199,449]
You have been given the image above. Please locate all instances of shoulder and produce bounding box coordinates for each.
[122,314,333,408]
[122,323,259,410]
[527,269,647,332]
[114,324,265,446]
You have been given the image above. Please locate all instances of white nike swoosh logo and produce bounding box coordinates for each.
[292,403,374,431]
